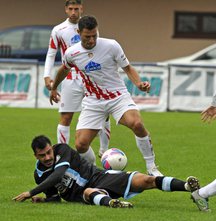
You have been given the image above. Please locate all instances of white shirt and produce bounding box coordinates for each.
[44,18,80,78]
[63,38,130,100]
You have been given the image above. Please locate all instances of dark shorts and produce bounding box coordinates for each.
[88,170,138,199]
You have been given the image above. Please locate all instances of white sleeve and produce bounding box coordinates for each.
[43,28,59,78]
[63,49,74,69]
[43,48,57,78]
[112,40,129,68]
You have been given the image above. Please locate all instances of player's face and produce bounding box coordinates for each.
[79,28,98,50]
[65,4,83,24]
[35,144,54,168]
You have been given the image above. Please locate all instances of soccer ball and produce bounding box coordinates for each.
[101,148,127,170]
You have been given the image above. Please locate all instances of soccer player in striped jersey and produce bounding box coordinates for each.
[50,15,163,176]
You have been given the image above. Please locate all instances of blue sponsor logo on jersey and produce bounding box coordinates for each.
[85,61,101,73]
[71,35,81,44]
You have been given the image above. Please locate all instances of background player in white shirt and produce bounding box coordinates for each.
[44,0,110,156]
[50,15,163,176]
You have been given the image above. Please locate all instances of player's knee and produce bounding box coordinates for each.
[132,121,145,134]
[131,173,155,191]
[83,188,94,197]
[75,139,89,153]
[83,188,94,203]
[138,174,156,189]
[143,175,156,187]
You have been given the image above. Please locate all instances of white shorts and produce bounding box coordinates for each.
[76,93,138,130]
[59,75,84,113]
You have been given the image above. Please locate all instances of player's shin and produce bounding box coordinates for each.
[135,135,155,169]
[135,135,163,176]
[89,191,112,206]
[98,119,111,157]
[155,176,189,192]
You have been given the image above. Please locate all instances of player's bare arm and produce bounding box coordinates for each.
[122,64,150,93]
[50,65,70,105]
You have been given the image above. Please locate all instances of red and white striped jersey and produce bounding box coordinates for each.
[44,18,80,78]
[63,38,130,100]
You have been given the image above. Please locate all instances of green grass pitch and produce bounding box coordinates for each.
[0,107,216,221]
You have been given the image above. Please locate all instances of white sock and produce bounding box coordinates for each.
[57,124,70,144]
[99,119,111,154]
[199,179,216,198]
[79,146,96,165]
[135,135,155,170]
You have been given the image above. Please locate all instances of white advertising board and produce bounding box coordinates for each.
[169,65,216,111]
[0,61,37,107]
[37,64,60,109]
[120,63,168,112]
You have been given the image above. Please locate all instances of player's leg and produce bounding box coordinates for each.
[129,173,200,193]
[83,188,133,208]
[83,188,112,206]
[57,77,83,144]
[112,94,162,176]
[75,100,107,164]
[98,116,111,157]
[75,129,99,164]
[57,112,73,143]
[197,179,216,199]
[118,109,161,175]
[94,171,199,204]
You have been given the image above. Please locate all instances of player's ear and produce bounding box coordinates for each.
[64,6,68,13]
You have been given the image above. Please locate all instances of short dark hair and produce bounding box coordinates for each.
[31,135,51,153]
[65,0,83,6]
[78,15,98,32]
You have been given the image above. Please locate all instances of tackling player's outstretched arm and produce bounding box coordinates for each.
[122,64,151,93]
[13,166,68,202]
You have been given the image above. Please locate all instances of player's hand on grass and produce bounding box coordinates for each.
[13,191,31,202]
[201,106,216,123]
[138,81,151,93]
[50,89,60,105]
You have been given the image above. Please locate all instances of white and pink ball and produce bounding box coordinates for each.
[101,148,127,170]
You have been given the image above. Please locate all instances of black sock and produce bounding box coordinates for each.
[170,179,186,191]
[155,176,165,190]
[89,191,112,206]
[155,176,186,191]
